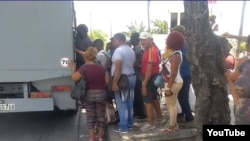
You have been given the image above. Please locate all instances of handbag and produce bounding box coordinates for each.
[118,74,128,89]
[71,66,87,100]
[154,51,181,87]
[161,61,171,82]
[109,74,128,90]
[154,74,164,88]
[154,61,170,88]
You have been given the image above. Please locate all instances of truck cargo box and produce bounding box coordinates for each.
[0,1,74,82]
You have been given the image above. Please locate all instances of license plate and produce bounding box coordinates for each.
[0,104,15,111]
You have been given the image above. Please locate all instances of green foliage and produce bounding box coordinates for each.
[121,32,131,38]
[124,19,169,38]
[150,19,169,34]
[88,29,108,44]
[239,42,247,52]
[124,21,147,38]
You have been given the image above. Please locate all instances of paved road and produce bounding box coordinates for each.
[0,108,89,141]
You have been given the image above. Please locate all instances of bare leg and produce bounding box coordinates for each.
[88,129,95,140]
[153,99,163,119]
[97,127,104,138]
[145,103,154,125]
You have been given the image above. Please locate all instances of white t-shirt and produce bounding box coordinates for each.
[96,50,109,70]
[111,44,135,76]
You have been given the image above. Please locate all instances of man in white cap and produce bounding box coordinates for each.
[139,32,165,131]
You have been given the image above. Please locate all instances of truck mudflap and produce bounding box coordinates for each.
[51,85,77,111]
[52,91,77,111]
[0,98,54,113]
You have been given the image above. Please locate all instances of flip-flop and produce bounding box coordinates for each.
[161,127,176,133]
[161,124,179,133]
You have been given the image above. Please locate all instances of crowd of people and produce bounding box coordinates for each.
[223,33,250,124]
[68,23,250,141]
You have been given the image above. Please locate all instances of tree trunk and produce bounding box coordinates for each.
[183,1,231,141]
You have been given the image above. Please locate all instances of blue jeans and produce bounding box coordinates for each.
[115,75,136,131]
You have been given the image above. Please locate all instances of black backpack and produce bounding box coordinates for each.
[101,51,112,72]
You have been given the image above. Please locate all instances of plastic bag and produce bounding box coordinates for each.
[189,84,196,111]
[177,100,182,113]
[177,84,196,113]
[105,103,117,124]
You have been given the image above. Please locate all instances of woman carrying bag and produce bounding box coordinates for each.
[69,47,109,141]
[161,31,184,133]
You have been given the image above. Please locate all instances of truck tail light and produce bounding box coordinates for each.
[30,92,51,98]
[51,85,71,92]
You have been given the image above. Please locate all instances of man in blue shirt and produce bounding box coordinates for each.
[111,33,136,133]
[171,25,194,126]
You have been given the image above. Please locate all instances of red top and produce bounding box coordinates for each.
[141,46,160,76]
[77,64,106,90]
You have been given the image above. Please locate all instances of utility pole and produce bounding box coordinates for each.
[236,0,246,58]
[89,10,93,38]
[147,0,151,32]
[72,1,77,28]
[110,21,113,37]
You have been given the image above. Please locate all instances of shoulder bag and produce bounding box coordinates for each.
[71,65,87,100]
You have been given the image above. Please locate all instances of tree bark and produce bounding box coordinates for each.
[183,1,231,141]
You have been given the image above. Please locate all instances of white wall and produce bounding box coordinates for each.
[152,34,168,51]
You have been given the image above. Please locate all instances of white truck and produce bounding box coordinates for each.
[0,1,78,113]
